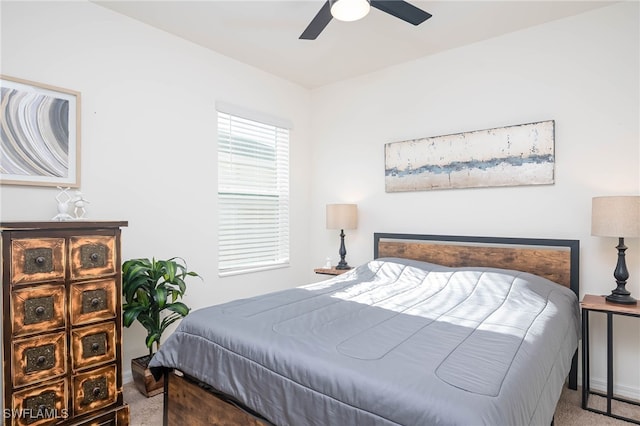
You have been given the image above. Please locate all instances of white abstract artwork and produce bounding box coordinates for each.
[385,120,555,192]
[1,76,80,187]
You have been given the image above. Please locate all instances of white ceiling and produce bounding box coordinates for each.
[93,1,617,88]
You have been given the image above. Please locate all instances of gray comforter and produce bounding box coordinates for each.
[149,258,580,426]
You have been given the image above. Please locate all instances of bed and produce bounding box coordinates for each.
[149,233,580,426]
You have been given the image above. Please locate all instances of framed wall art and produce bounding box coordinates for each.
[1,75,81,187]
[385,120,555,192]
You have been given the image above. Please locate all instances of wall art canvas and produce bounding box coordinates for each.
[385,120,554,192]
[1,75,80,187]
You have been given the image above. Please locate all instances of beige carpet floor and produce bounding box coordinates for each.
[124,382,639,425]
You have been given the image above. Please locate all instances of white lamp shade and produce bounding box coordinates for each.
[329,0,370,22]
[326,204,358,230]
[591,196,640,238]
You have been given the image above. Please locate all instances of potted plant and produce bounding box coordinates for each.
[122,257,200,397]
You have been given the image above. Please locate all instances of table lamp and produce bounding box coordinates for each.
[591,196,640,304]
[326,204,358,270]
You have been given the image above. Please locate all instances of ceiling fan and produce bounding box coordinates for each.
[300,0,432,40]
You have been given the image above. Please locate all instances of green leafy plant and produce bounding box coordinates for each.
[122,257,200,355]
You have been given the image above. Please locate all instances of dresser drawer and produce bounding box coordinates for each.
[69,236,116,280]
[72,364,117,416]
[12,285,66,337]
[11,238,66,285]
[71,405,130,426]
[11,379,68,426]
[71,323,116,371]
[13,332,67,388]
[70,279,117,325]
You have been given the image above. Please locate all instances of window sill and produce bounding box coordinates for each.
[218,262,290,277]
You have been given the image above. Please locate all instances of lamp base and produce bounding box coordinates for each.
[604,238,637,305]
[606,293,637,305]
[335,229,351,270]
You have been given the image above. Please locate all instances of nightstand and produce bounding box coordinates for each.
[581,294,640,424]
[313,267,350,276]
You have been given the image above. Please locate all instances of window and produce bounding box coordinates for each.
[217,108,290,276]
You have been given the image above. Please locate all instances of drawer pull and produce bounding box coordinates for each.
[81,289,107,314]
[81,375,110,405]
[22,247,55,275]
[24,390,58,415]
[80,244,107,269]
[23,296,55,328]
[82,332,107,358]
[24,296,55,326]
[25,344,55,373]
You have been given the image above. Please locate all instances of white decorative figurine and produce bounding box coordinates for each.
[72,190,90,219]
[52,187,74,221]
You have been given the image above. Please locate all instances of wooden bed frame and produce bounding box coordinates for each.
[161,233,580,426]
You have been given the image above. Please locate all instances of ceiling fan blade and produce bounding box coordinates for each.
[300,1,333,40]
[370,0,432,25]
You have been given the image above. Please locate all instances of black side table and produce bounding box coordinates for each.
[581,294,640,424]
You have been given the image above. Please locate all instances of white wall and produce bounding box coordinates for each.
[309,2,640,397]
[0,1,312,379]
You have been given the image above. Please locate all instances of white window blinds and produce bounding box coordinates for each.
[217,110,290,276]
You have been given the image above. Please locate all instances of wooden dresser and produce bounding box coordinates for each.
[1,221,129,426]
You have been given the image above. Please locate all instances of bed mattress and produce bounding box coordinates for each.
[149,258,580,426]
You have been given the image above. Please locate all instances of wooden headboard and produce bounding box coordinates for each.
[374,233,580,297]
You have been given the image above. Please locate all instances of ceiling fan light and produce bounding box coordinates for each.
[329,0,371,22]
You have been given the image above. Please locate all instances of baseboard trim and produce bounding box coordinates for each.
[586,376,640,400]
[123,368,133,385]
